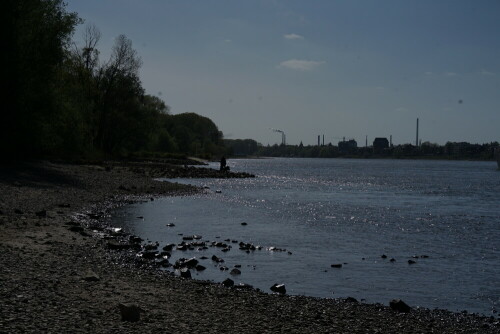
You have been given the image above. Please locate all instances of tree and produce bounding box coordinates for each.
[2,0,80,157]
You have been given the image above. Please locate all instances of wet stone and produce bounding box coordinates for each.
[211,255,224,263]
[176,268,191,279]
[390,299,411,313]
[230,268,241,276]
[222,278,234,287]
[270,284,286,294]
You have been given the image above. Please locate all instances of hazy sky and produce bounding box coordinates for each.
[66,0,500,146]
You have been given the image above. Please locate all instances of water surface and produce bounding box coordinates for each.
[109,158,499,315]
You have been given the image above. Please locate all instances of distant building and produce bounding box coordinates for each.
[338,139,357,153]
[373,137,389,152]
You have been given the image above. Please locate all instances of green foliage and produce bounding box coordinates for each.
[163,113,225,157]
[2,0,80,157]
[2,2,227,160]
[224,139,259,156]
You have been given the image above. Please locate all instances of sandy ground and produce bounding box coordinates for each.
[0,161,498,333]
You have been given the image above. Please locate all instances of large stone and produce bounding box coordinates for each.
[183,257,199,268]
[177,268,191,279]
[129,235,143,243]
[144,242,158,251]
[270,283,286,294]
[195,264,206,271]
[222,278,234,287]
[211,255,224,263]
[118,303,143,322]
[230,268,241,276]
[390,299,411,313]
[162,243,176,251]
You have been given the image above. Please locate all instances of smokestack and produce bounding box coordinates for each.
[416,118,419,147]
[318,135,320,146]
[322,135,325,146]
[365,135,368,147]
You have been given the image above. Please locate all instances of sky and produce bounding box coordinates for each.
[65,0,500,146]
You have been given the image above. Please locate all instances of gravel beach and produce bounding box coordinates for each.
[0,161,498,333]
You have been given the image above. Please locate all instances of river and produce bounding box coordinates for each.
[108,158,500,315]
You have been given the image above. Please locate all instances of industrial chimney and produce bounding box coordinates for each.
[416,118,419,147]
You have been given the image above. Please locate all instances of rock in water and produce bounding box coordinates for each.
[389,299,411,313]
[118,303,143,322]
[211,255,224,263]
[270,283,286,294]
[230,268,241,276]
[177,268,191,279]
[184,257,199,268]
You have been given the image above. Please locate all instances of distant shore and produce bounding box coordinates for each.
[0,161,498,333]
[232,155,498,162]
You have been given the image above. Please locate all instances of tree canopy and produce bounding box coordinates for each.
[2,0,226,160]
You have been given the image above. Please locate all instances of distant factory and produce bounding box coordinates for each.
[338,138,357,153]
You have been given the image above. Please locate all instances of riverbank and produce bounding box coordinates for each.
[0,161,498,333]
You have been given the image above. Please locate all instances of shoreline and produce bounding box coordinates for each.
[232,155,498,163]
[0,161,498,333]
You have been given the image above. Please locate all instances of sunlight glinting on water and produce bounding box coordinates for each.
[110,158,499,315]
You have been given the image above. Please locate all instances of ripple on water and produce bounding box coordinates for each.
[109,158,500,315]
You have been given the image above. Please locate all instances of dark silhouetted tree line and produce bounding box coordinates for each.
[2,0,225,160]
[240,141,499,160]
[224,139,260,156]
